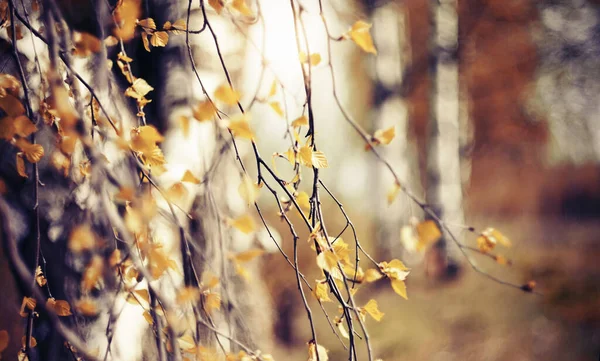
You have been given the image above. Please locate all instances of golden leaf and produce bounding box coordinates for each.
[269,102,284,117]
[203,292,221,314]
[68,225,96,253]
[177,334,196,353]
[193,100,217,122]
[15,138,44,163]
[313,282,332,302]
[0,73,20,96]
[311,151,328,169]
[291,115,308,128]
[238,174,260,206]
[228,114,254,140]
[372,125,395,145]
[171,19,187,35]
[347,20,377,54]
[46,298,72,316]
[75,298,99,316]
[416,220,442,248]
[299,145,313,167]
[233,249,264,263]
[316,250,338,273]
[16,153,27,178]
[113,0,141,41]
[181,170,200,184]
[387,181,401,205]
[363,299,384,321]
[208,0,224,14]
[391,279,407,299]
[307,342,328,361]
[299,52,321,66]
[19,297,36,317]
[14,116,37,137]
[35,266,47,287]
[142,311,154,325]
[150,31,169,47]
[176,287,200,304]
[81,256,104,292]
[477,227,511,253]
[214,84,240,105]
[141,33,151,52]
[125,78,154,100]
[296,191,310,213]
[231,0,253,16]
[130,125,163,154]
[20,336,36,348]
[137,18,156,30]
[229,214,255,234]
[379,259,410,281]
[0,93,25,117]
[268,80,277,97]
[364,268,383,283]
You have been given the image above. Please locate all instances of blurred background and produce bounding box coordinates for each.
[240,0,600,360]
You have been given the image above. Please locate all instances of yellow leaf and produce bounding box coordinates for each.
[46,298,72,316]
[229,214,255,234]
[228,114,254,140]
[130,125,163,154]
[347,20,377,54]
[14,115,37,137]
[150,31,169,47]
[233,249,264,263]
[373,126,395,145]
[268,80,277,97]
[125,78,154,99]
[141,33,151,52]
[193,100,217,122]
[363,299,384,321]
[81,256,104,292]
[307,342,328,361]
[138,18,156,30]
[208,0,224,14]
[313,282,332,302]
[416,220,442,248]
[142,311,154,325]
[231,0,253,16]
[269,102,284,117]
[179,115,190,137]
[178,334,196,352]
[20,297,36,317]
[238,174,260,206]
[176,287,200,304]
[16,153,27,178]
[69,225,97,253]
[335,318,349,339]
[181,170,200,184]
[299,145,313,167]
[387,181,401,205]
[291,115,308,128]
[75,298,99,316]
[169,19,187,35]
[0,73,20,96]
[300,52,321,66]
[311,151,328,169]
[203,292,221,314]
[379,259,410,281]
[391,279,407,299]
[316,250,338,273]
[214,84,240,105]
[15,138,44,163]
[296,191,310,213]
[35,266,47,287]
[0,93,25,117]
[364,268,383,283]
